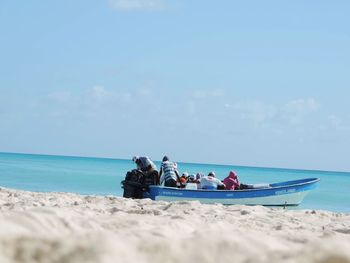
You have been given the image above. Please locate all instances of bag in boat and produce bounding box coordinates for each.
[239,183,271,190]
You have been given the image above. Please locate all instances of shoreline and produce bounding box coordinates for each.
[0,187,350,263]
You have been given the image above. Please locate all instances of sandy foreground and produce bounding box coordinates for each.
[0,187,349,263]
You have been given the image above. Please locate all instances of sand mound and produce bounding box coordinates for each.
[0,187,349,263]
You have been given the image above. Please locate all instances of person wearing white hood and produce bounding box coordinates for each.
[132,156,157,173]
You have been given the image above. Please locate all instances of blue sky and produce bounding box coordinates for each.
[0,0,349,171]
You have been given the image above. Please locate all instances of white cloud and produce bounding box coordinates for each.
[120,92,132,103]
[48,91,72,103]
[45,88,324,135]
[192,89,224,99]
[108,0,165,11]
[328,115,350,131]
[282,98,320,125]
[44,86,161,121]
[136,88,152,97]
[225,100,277,125]
[90,86,110,101]
[185,101,196,116]
[328,115,342,129]
[224,98,321,128]
[283,98,319,114]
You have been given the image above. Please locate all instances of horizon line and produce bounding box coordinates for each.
[1,151,349,174]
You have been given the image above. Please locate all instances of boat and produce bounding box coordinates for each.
[145,178,320,206]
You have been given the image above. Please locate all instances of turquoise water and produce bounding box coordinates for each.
[0,152,349,213]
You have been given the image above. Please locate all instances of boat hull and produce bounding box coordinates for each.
[147,178,320,206]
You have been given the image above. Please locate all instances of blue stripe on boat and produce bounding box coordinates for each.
[147,178,320,204]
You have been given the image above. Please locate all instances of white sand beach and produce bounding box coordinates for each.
[0,187,349,263]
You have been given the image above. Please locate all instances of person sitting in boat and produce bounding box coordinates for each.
[192,172,204,186]
[199,172,225,190]
[195,173,204,183]
[187,174,196,183]
[223,170,240,190]
[180,172,189,185]
[159,156,182,187]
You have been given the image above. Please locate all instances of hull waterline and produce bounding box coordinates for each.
[147,178,320,206]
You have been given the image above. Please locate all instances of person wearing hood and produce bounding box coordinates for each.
[223,170,240,190]
[132,156,157,173]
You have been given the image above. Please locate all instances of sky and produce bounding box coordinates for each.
[0,0,349,171]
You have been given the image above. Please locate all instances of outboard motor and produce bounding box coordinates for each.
[121,169,145,199]
[143,170,158,187]
[121,169,159,199]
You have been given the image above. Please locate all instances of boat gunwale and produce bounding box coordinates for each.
[148,177,320,193]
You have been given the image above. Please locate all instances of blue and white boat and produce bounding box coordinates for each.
[146,178,320,206]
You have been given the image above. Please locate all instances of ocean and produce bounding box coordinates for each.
[0,152,349,213]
